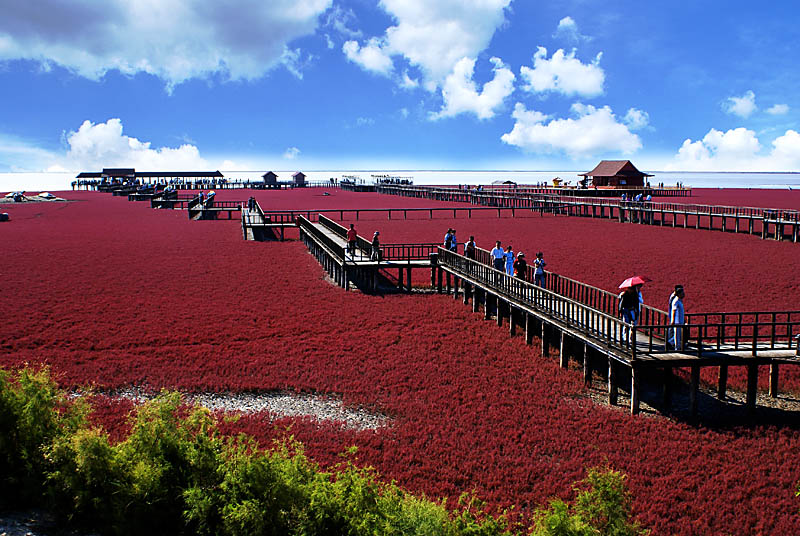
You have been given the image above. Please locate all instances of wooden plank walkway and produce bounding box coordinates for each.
[376,185,800,242]
[432,248,800,417]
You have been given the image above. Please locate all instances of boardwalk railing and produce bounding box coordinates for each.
[469,246,668,339]
[437,248,637,357]
[298,216,345,259]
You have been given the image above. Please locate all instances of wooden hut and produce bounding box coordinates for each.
[292,172,306,187]
[262,171,278,185]
[579,160,652,187]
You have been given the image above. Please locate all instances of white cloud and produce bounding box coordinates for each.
[399,107,410,118]
[324,4,362,38]
[722,90,757,118]
[520,47,604,98]
[623,108,649,130]
[553,16,590,43]
[668,127,800,171]
[343,38,393,76]
[431,57,515,120]
[60,119,209,170]
[283,146,301,160]
[400,70,419,89]
[0,0,332,88]
[501,102,641,158]
[356,117,375,126]
[766,103,789,115]
[344,0,510,90]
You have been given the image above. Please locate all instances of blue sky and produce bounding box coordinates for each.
[1,0,799,174]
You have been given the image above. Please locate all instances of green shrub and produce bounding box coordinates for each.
[532,467,648,536]
[0,366,648,536]
[0,367,88,506]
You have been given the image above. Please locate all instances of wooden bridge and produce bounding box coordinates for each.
[376,185,800,242]
[431,247,799,417]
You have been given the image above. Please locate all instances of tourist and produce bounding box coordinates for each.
[505,245,514,275]
[668,286,686,350]
[490,241,505,271]
[347,224,358,258]
[464,236,476,259]
[444,228,453,250]
[450,229,458,252]
[370,231,381,261]
[533,252,547,287]
[513,252,527,279]
[618,284,641,344]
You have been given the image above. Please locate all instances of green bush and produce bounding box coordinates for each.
[0,367,88,506]
[0,366,647,536]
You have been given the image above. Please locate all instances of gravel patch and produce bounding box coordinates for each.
[81,387,390,431]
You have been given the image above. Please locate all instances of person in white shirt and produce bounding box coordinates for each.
[668,286,685,350]
[490,241,505,271]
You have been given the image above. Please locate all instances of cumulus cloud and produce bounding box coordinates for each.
[344,0,511,90]
[501,102,641,158]
[0,0,332,88]
[343,38,393,75]
[400,70,419,89]
[668,127,800,171]
[60,119,209,170]
[431,57,515,120]
[520,47,604,98]
[623,108,649,130]
[553,16,590,43]
[766,103,789,115]
[283,146,301,160]
[722,90,757,118]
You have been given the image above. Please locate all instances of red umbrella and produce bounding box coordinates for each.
[618,275,652,289]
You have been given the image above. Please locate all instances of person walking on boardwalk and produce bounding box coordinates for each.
[618,284,642,344]
[450,229,458,252]
[668,286,686,350]
[533,252,547,287]
[513,252,527,279]
[505,245,515,275]
[347,224,358,258]
[370,231,381,261]
[490,241,505,271]
[464,236,476,259]
[444,228,454,250]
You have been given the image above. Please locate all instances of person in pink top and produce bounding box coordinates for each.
[347,224,358,257]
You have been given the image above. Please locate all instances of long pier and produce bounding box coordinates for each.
[98,186,800,418]
[430,247,799,416]
[376,185,800,242]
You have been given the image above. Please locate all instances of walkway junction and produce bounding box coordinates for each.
[96,182,800,419]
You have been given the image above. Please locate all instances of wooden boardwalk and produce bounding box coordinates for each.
[376,185,800,242]
[431,248,799,416]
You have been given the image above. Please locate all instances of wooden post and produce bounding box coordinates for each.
[582,343,590,384]
[473,286,480,313]
[446,272,452,294]
[485,293,492,320]
[509,306,516,336]
[541,322,549,357]
[689,365,700,418]
[769,363,779,398]
[407,267,412,293]
[437,267,443,293]
[746,363,759,412]
[463,280,470,304]
[430,253,438,290]
[608,358,618,405]
[559,332,568,368]
[630,364,640,415]
[496,298,503,327]
[525,314,533,345]
[717,365,728,400]
[453,276,460,300]
[398,267,404,290]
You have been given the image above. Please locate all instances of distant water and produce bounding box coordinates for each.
[2,170,799,192]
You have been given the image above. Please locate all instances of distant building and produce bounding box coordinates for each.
[579,160,652,187]
[262,171,278,184]
[292,172,306,187]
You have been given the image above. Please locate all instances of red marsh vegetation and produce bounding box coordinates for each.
[1,190,800,534]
